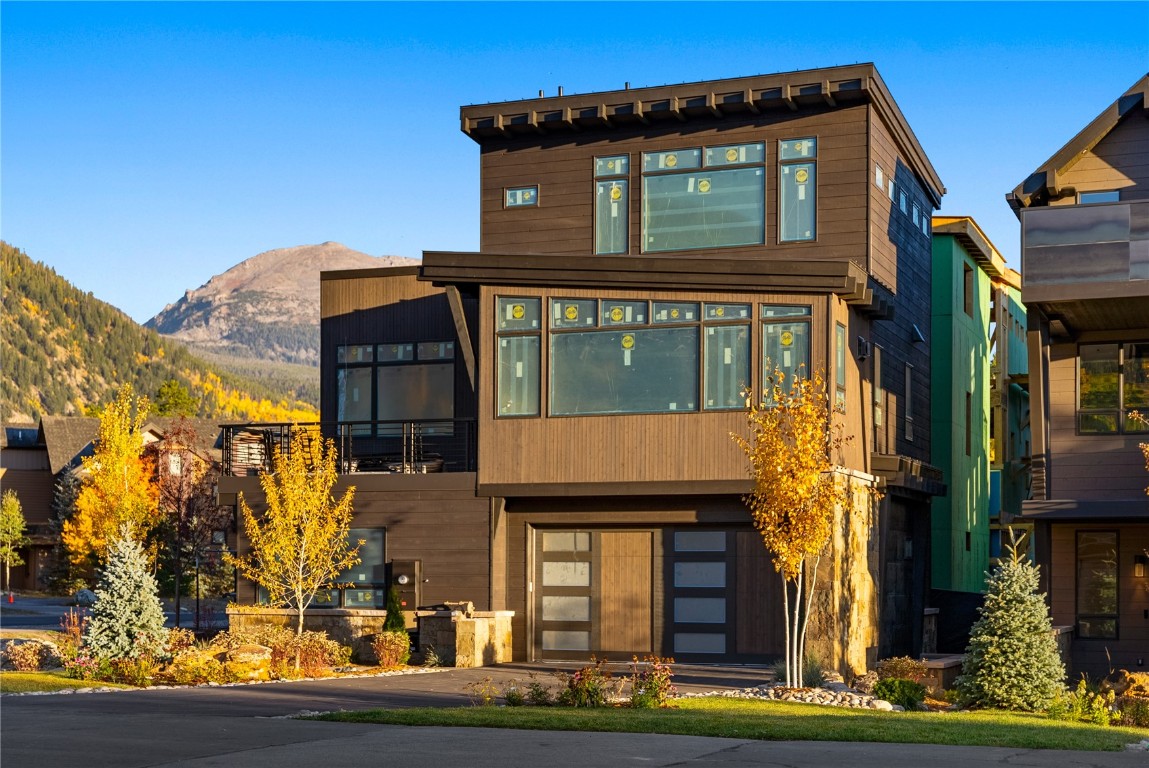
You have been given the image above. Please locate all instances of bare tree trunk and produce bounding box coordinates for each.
[793,567,804,688]
[798,554,821,689]
[780,572,791,686]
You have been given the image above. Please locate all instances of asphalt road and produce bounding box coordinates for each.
[3,665,1148,768]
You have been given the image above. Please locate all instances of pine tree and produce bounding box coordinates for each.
[84,527,167,660]
[956,534,1065,710]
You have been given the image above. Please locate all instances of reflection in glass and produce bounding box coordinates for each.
[643,168,765,252]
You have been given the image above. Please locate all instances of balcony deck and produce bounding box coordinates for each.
[221,419,477,477]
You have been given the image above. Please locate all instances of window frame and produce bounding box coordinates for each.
[594,155,630,255]
[761,304,812,405]
[505,185,540,208]
[495,297,543,419]
[904,362,915,442]
[1075,530,1119,640]
[1076,342,1149,435]
[778,137,817,243]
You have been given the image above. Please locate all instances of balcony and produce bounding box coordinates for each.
[1021,199,1149,332]
[221,418,477,477]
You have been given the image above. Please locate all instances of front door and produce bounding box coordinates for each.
[534,529,653,660]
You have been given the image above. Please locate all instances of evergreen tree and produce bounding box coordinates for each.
[383,584,407,633]
[956,534,1065,710]
[84,526,167,660]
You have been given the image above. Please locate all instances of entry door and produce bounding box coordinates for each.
[534,529,653,659]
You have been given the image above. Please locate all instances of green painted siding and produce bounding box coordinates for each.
[930,236,992,592]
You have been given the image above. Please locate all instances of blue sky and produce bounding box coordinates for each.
[3,1,1147,323]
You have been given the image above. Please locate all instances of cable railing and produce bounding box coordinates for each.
[222,419,477,477]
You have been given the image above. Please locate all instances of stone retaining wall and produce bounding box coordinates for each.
[226,607,388,663]
[417,610,514,668]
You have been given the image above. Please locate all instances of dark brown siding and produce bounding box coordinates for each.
[1050,522,1149,676]
[320,272,477,425]
[1047,340,1149,499]
[477,285,830,488]
[0,469,55,526]
[1050,113,1149,204]
[478,105,871,269]
[227,473,490,609]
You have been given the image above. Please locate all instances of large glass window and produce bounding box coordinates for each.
[779,138,816,242]
[595,152,630,256]
[551,326,699,415]
[1078,342,1149,434]
[705,324,750,409]
[496,297,542,417]
[642,143,765,253]
[335,342,455,435]
[1076,531,1118,639]
[762,305,811,400]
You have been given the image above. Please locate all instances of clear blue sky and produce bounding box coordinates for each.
[3,1,1147,323]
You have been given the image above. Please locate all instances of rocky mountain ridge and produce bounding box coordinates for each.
[146,242,417,366]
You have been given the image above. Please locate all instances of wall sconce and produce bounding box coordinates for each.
[1135,554,1147,578]
[857,337,871,361]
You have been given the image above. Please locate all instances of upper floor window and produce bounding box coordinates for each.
[963,263,974,317]
[1078,342,1149,434]
[835,323,847,410]
[641,143,765,253]
[875,164,884,190]
[505,185,539,208]
[337,341,455,435]
[595,155,629,255]
[762,304,811,403]
[779,138,816,242]
[904,363,915,442]
[1079,190,1120,205]
[496,298,542,417]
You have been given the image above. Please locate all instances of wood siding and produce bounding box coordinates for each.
[1049,113,1149,205]
[478,285,830,488]
[320,271,478,425]
[1046,340,1149,499]
[598,531,653,652]
[1049,522,1149,676]
[226,473,490,609]
[478,105,871,269]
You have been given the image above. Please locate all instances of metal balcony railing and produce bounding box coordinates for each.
[222,419,477,477]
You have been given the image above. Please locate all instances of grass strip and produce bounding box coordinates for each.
[0,670,134,694]
[316,697,1146,752]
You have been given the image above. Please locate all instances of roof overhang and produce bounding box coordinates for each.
[931,216,1018,287]
[460,63,944,208]
[871,453,947,499]
[1022,498,1149,521]
[420,251,888,314]
[1007,73,1149,214]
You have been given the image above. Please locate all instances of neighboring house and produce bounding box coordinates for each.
[0,417,98,590]
[221,64,947,674]
[929,217,1028,594]
[1009,73,1149,677]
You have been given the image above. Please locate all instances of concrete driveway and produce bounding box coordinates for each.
[3,664,1147,768]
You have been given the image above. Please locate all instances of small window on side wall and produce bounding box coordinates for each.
[505,185,539,208]
[1078,190,1120,204]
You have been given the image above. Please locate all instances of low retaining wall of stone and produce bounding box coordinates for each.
[226,607,388,663]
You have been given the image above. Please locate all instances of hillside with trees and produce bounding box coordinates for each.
[0,242,318,423]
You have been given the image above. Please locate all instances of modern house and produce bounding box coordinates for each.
[929,217,1028,594]
[1009,73,1149,676]
[221,64,947,675]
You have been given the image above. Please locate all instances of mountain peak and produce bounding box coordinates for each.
[146,243,417,366]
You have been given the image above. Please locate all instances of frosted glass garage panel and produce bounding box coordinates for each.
[543,631,590,651]
[674,531,727,552]
[543,596,591,622]
[542,532,591,552]
[674,633,726,654]
[673,561,726,587]
[543,561,591,587]
[674,597,726,624]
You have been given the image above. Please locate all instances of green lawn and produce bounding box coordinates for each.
[0,670,134,694]
[317,697,1148,752]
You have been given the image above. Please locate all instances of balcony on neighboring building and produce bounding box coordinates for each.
[221,418,477,477]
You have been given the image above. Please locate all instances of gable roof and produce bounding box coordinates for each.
[38,416,100,475]
[1007,72,1149,213]
[931,216,1020,289]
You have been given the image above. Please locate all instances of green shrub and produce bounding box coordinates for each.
[164,628,197,657]
[526,677,554,706]
[372,630,410,668]
[955,539,1065,711]
[107,653,159,687]
[1047,679,1115,726]
[556,657,616,707]
[1115,696,1149,728]
[383,585,407,632]
[876,656,927,682]
[4,641,48,672]
[216,626,349,678]
[873,677,927,710]
[502,681,526,706]
[629,655,676,708]
[802,656,826,688]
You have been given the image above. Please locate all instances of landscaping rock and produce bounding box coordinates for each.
[681,682,902,713]
[73,589,97,607]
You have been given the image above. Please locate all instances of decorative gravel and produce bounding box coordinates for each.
[679,681,901,711]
